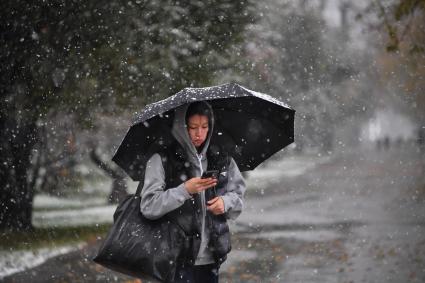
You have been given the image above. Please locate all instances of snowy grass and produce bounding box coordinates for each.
[0,224,110,279]
[246,153,331,191]
[0,176,120,278]
[0,244,84,279]
[33,205,117,228]
[0,224,110,252]
[33,194,108,211]
[0,163,139,279]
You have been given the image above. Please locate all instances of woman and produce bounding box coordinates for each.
[140,101,246,282]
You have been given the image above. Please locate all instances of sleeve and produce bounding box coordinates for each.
[140,153,192,220]
[220,157,246,220]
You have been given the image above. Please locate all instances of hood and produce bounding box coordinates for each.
[171,101,214,164]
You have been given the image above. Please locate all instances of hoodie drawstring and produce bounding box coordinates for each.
[197,153,203,176]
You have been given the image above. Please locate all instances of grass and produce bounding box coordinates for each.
[0,224,111,251]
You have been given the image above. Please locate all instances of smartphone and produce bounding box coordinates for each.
[201,170,219,179]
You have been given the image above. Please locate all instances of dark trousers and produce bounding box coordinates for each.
[174,263,219,283]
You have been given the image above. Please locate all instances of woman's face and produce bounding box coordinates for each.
[187,114,209,148]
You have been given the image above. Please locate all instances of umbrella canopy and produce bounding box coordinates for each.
[113,83,295,180]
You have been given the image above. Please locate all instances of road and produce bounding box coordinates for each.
[3,146,425,282]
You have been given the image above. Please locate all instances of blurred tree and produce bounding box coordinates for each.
[234,1,366,152]
[374,0,424,53]
[356,0,425,201]
[0,0,254,231]
[371,0,425,124]
[30,113,82,197]
[89,148,128,204]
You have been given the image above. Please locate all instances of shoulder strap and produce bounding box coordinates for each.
[135,168,146,196]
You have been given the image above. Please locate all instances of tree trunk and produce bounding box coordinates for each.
[89,149,128,204]
[0,115,38,231]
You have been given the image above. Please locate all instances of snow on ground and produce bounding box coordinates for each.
[1,204,115,279]
[1,203,115,279]
[33,194,107,210]
[32,205,116,228]
[1,196,116,279]
[239,153,334,229]
[247,153,331,189]
[0,243,85,279]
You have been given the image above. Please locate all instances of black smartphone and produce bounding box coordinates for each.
[201,170,219,179]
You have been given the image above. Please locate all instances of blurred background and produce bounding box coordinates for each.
[1,0,424,282]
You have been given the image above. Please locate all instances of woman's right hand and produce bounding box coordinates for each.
[184,177,217,195]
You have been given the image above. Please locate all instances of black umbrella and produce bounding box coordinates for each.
[113,83,295,180]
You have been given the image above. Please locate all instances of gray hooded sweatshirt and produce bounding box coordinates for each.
[140,102,246,265]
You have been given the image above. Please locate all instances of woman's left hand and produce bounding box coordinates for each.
[207,197,225,215]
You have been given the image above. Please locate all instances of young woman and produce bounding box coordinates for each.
[140,101,246,282]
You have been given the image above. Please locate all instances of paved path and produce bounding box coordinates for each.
[3,146,424,282]
[222,146,425,282]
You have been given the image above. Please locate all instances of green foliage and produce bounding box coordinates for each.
[410,44,425,53]
[394,0,425,20]
[1,0,254,119]
[374,0,425,53]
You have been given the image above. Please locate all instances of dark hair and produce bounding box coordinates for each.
[185,102,212,125]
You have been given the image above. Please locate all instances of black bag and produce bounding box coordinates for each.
[93,183,189,282]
